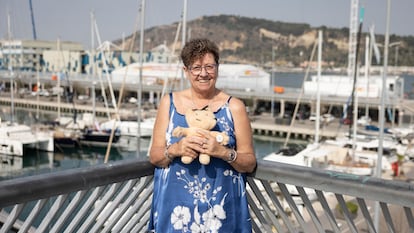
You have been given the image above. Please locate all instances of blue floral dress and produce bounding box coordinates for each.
[148,93,252,233]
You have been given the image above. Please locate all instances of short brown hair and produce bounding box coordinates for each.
[180,38,219,67]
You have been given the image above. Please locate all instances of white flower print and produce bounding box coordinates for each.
[202,204,226,232]
[176,170,218,205]
[190,222,206,233]
[216,116,232,135]
[171,206,191,230]
[172,171,229,232]
[190,206,208,233]
[224,169,246,196]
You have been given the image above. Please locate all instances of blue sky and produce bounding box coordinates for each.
[0,0,412,49]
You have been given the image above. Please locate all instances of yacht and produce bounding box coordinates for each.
[264,135,399,176]
[0,121,54,156]
[99,117,155,138]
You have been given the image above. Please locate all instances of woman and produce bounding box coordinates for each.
[148,38,256,232]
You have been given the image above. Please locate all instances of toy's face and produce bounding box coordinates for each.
[186,109,217,129]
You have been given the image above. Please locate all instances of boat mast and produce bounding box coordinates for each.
[364,35,370,120]
[7,12,15,124]
[137,0,146,156]
[348,7,364,136]
[315,30,322,145]
[57,38,61,120]
[180,0,187,90]
[91,10,97,123]
[374,0,391,228]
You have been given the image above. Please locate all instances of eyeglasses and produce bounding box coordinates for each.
[188,64,218,75]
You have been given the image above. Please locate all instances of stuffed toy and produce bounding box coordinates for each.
[172,107,229,165]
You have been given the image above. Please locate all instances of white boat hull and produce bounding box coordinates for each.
[0,123,54,156]
[100,118,154,138]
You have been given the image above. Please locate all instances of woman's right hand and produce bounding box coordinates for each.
[177,135,205,159]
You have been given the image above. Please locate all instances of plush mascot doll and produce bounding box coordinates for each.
[172,107,229,165]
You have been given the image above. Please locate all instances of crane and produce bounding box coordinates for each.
[347,0,359,78]
[29,0,37,40]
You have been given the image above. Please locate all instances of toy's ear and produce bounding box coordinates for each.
[204,110,217,130]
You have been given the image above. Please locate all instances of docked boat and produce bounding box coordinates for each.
[80,128,121,147]
[50,115,89,150]
[264,143,372,176]
[53,127,81,149]
[99,117,155,138]
[265,134,401,176]
[0,121,54,156]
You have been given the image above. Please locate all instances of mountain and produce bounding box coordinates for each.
[115,14,414,68]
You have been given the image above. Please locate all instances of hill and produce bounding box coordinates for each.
[115,15,414,68]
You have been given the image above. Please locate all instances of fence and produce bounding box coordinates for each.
[0,159,413,232]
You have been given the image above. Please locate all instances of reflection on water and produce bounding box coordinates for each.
[0,149,53,181]
[253,135,307,159]
[1,154,23,176]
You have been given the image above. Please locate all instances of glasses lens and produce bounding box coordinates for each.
[190,64,217,75]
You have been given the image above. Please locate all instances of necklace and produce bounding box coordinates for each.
[190,89,217,110]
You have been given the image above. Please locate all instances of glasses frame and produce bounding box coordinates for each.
[188,64,218,76]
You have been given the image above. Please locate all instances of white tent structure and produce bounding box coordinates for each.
[303,75,404,99]
[110,62,182,85]
[217,64,270,92]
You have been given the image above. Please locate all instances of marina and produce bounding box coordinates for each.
[1,66,414,187]
[1,94,413,182]
[1,0,414,230]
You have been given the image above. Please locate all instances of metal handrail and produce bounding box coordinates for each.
[254,160,414,208]
[0,158,154,208]
[0,159,413,232]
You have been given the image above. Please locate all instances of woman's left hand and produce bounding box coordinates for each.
[196,129,226,159]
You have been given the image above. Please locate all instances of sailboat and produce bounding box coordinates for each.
[66,13,120,149]
[1,12,54,156]
[47,38,84,150]
[0,119,54,156]
[264,29,391,176]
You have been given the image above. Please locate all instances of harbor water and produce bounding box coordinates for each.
[0,107,304,181]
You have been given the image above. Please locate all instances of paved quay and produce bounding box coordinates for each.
[250,113,350,140]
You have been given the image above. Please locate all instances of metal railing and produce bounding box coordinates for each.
[0,159,413,233]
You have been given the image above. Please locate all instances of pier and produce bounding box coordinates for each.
[251,114,346,140]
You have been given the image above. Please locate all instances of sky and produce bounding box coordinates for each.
[0,0,412,50]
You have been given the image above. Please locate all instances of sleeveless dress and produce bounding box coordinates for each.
[148,93,252,233]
